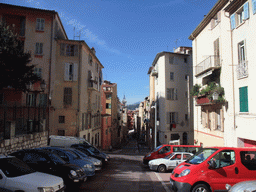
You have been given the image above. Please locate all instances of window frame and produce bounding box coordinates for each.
[36,18,45,31]
[35,43,43,55]
[63,87,72,106]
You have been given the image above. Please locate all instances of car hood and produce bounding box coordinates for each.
[149,158,169,165]
[7,172,63,188]
[88,156,101,164]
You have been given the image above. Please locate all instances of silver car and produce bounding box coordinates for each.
[148,152,193,173]
[226,180,256,192]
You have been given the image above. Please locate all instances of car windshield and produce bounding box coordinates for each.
[87,146,100,154]
[164,153,174,159]
[66,150,81,159]
[47,152,66,164]
[73,149,88,158]
[153,145,163,152]
[0,157,35,177]
[186,148,218,164]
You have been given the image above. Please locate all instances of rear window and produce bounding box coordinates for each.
[173,146,200,154]
[240,151,256,170]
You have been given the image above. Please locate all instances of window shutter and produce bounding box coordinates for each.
[73,63,78,81]
[230,14,236,30]
[64,63,70,81]
[243,2,249,20]
[253,0,256,14]
[239,86,248,112]
[175,89,178,100]
[166,112,170,124]
[36,18,40,30]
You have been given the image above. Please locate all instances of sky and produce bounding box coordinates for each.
[2,0,218,105]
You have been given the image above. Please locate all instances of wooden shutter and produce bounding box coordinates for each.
[166,112,170,124]
[230,14,236,30]
[243,2,249,20]
[64,63,70,81]
[239,86,248,112]
[73,63,78,81]
[214,38,220,66]
[253,0,256,14]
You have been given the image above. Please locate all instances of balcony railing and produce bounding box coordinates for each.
[195,55,221,77]
[237,60,248,79]
[151,70,158,77]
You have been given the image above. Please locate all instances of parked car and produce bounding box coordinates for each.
[0,154,65,192]
[40,146,95,177]
[226,180,256,192]
[71,144,110,161]
[143,144,201,165]
[9,149,87,186]
[49,135,91,147]
[68,147,102,171]
[170,147,256,192]
[149,152,193,173]
[71,145,108,166]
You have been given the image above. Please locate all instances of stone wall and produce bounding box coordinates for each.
[0,131,48,155]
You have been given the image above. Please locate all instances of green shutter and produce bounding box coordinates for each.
[239,87,248,112]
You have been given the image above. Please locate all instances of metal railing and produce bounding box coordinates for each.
[195,55,221,76]
[237,60,248,79]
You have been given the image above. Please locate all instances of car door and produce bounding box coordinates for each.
[206,150,237,191]
[182,153,192,163]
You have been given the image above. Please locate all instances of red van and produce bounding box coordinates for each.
[143,144,201,165]
[170,147,256,192]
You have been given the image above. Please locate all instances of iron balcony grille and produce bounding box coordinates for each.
[237,60,248,79]
[195,55,221,77]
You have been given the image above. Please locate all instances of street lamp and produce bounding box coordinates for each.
[212,92,219,101]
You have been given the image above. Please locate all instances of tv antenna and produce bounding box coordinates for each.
[73,27,81,40]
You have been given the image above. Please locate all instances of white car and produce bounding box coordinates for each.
[226,180,256,192]
[148,152,193,173]
[0,155,65,192]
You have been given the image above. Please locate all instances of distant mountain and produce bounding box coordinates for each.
[127,102,140,110]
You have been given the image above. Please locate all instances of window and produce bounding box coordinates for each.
[184,58,187,63]
[185,75,188,81]
[170,112,178,124]
[106,94,111,99]
[185,114,188,121]
[240,151,256,170]
[211,11,221,29]
[26,93,36,106]
[58,130,65,136]
[34,68,42,78]
[64,63,78,81]
[231,2,249,29]
[60,43,78,56]
[210,150,235,168]
[36,18,45,31]
[88,54,93,66]
[170,72,174,81]
[63,87,72,105]
[106,103,111,109]
[169,56,174,64]
[237,40,248,79]
[167,88,178,100]
[239,86,248,112]
[35,43,43,55]
[185,91,188,98]
[59,116,65,124]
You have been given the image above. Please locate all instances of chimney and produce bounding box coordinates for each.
[91,47,96,55]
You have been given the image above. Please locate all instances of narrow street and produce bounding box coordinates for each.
[78,139,172,192]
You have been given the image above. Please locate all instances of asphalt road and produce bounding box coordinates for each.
[76,139,172,192]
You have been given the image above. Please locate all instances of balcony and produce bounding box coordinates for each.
[151,70,158,77]
[195,56,221,77]
[237,60,248,79]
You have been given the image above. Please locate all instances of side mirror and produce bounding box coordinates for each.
[208,159,216,169]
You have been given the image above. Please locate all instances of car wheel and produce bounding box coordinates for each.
[157,164,166,173]
[192,184,211,192]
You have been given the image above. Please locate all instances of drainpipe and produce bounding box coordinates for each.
[47,14,54,144]
[77,43,82,137]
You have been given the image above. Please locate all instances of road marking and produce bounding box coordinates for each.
[155,172,171,192]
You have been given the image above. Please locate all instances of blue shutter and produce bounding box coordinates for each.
[253,0,256,14]
[230,14,236,30]
[243,2,249,20]
[239,86,248,112]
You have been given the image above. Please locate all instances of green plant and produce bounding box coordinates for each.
[190,84,201,97]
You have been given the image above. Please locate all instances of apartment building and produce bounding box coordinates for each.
[148,47,194,146]
[0,3,67,153]
[50,39,103,148]
[189,0,256,147]
[101,81,120,147]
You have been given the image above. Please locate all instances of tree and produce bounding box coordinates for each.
[0,23,40,91]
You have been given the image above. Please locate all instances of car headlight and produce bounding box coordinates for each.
[225,184,231,191]
[38,187,54,192]
[178,169,190,177]
[84,164,93,169]
[105,158,108,161]
[70,170,77,177]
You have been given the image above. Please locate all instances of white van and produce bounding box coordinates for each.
[49,135,91,147]
[0,155,65,192]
